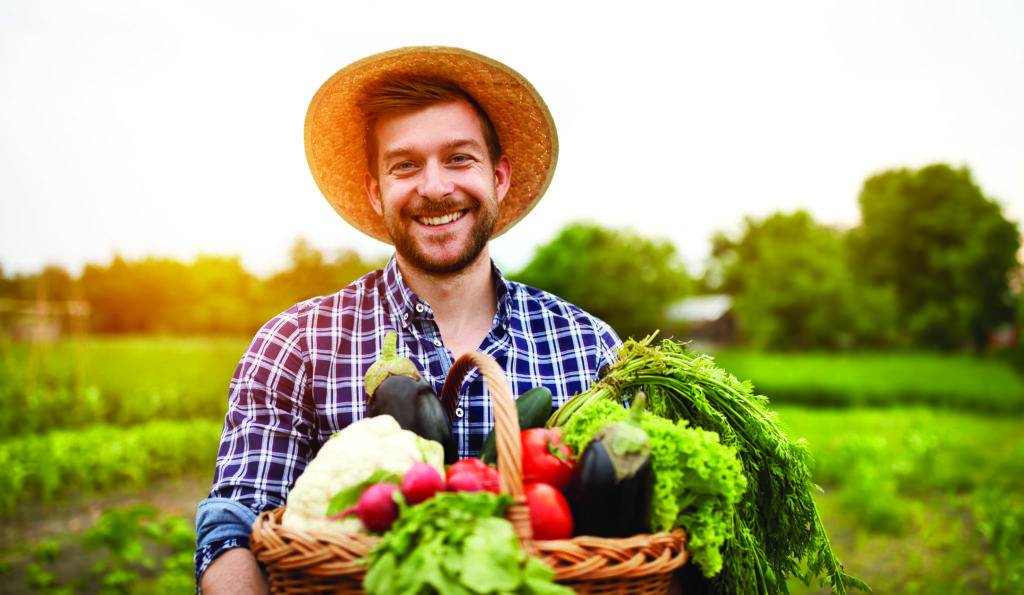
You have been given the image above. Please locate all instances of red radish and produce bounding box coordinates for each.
[446,472,484,493]
[401,463,445,504]
[446,458,501,494]
[332,483,400,532]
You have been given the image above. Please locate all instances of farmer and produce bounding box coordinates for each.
[194,47,621,593]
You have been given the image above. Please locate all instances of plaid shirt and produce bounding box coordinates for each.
[194,255,621,585]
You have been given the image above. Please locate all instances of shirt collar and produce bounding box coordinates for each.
[381,254,513,329]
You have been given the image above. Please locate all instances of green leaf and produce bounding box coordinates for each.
[325,470,400,517]
[522,557,574,595]
[459,518,521,592]
[363,551,397,594]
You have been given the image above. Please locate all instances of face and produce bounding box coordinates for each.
[364,100,511,276]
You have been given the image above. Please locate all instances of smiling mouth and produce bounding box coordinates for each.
[415,210,468,227]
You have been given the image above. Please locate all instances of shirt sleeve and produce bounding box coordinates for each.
[193,496,261,588]
[595,319,624,373]
[194,538,246,591]
[196,308,319,582]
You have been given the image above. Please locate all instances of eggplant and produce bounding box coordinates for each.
[368,375,457,464]
[364,331,421,395]
[365,331,457,464]
[564,393,653,537]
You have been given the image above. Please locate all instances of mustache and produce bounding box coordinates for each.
[404,198,475,217]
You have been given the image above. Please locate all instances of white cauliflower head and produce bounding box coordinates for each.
[282,415,445,535]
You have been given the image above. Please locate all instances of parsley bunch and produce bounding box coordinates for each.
[550,336,869,594]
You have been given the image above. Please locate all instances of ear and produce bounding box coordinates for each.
[364,172,383,216]
[494,155,512,204]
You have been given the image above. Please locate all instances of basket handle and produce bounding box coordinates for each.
[443,352,534,545]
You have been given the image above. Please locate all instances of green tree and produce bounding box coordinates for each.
[849,164,1020,350]
[177,255,268,335]
[0,264,74,301]
[264,239,385,308]
[74,241,385,335]
[708,210,899,350]
[80,256,191,333]
[512,222,690,340]
[0,264,14,298]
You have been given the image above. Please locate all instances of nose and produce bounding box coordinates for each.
[417,159,455,200]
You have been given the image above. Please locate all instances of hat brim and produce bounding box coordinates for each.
[305,46,559,244]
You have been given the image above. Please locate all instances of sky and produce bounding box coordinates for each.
[2,0,1022,278]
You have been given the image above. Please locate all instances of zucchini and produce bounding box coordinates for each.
[479,387,552,463]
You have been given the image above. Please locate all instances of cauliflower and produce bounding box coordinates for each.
[282,415,445,535]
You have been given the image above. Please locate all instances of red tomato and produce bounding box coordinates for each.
[521,428,574,490]
[446,458,501,494]
[524,482,573,540]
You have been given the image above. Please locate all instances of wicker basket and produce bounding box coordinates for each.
[250,351,689,594]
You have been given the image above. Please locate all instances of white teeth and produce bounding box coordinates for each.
[419,211,464,226]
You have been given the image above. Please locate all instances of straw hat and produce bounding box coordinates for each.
[304,46,559,244]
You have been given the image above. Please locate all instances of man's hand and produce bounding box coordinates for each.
[200,547,269,595]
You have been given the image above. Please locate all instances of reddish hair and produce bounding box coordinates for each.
[359,77,503,177]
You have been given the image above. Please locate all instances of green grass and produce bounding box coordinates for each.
[776,406,1024,594]
[0,336,247,436]
[4,337,1022,440]
[0,419,222,515]
[0,505,198,594]
[712,350,1024,413]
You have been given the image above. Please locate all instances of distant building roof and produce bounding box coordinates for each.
[667,294,732,323]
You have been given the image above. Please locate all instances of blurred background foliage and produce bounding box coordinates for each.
[511,222,691,341]
[4,163,1017,356]
[2,162,1024,594]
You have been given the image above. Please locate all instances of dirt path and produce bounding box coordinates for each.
[0,473,211,551]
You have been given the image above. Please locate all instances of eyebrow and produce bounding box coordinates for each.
[381,139,485,163]
[445,138,485,152]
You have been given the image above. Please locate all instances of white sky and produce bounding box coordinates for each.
[2,0,1022,277]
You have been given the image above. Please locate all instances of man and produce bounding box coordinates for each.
[195,47,621,593]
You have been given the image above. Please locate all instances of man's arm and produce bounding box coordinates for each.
[195,308,318,590]
[201,548,268,595]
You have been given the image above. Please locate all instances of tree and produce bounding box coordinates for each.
[79,256,191,333]
[512,222,690,340]
[0,264,74,301]
[178,255,267,334]
[849,164,1020,350]
[708,210,899,350]
[264,239,386,308]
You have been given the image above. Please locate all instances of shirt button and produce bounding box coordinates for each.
[415,303,425,313]
[432,338,442,347]
[455,407,464,418]
[402,312,409,320]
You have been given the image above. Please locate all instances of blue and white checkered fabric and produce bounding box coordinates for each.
[194,255,620,585]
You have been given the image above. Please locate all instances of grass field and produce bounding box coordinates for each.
[777,406,1024,594]
[713,349,1024,413]
[0,336,245,436]
[1,336,1022,593]
[0,419,222,514]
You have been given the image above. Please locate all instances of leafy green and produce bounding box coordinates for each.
[0,419,221,515]
[364,492,572,595]
[561,399,746,576]
[324,470,400,517]
[461,518,524,592]
[550,336,868,594]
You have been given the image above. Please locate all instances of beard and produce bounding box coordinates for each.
[383,195,499,276]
